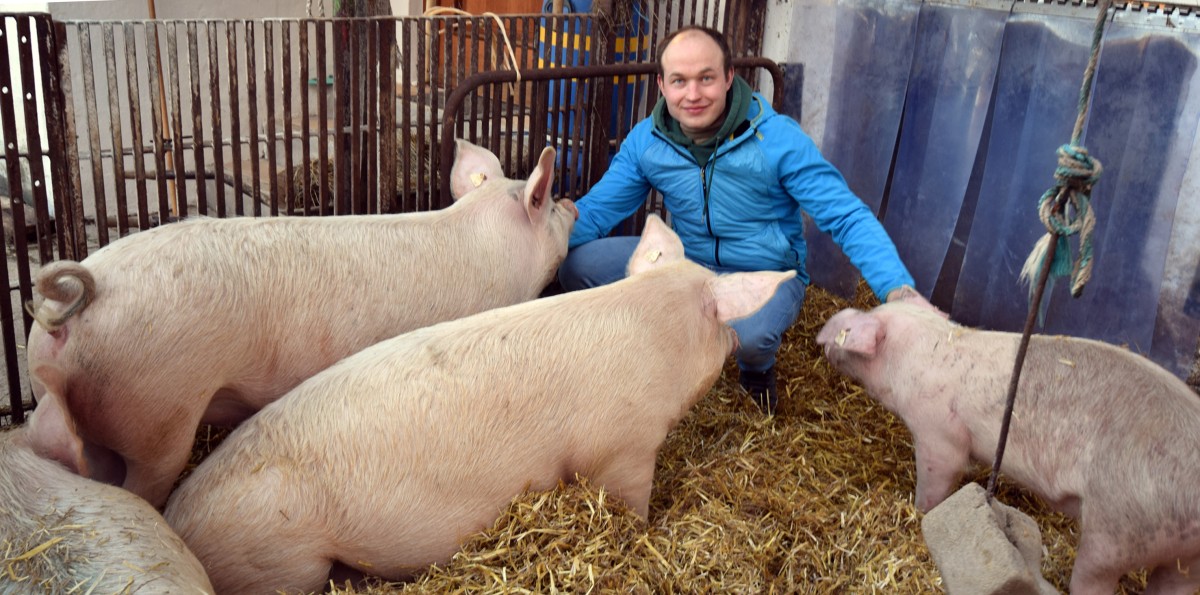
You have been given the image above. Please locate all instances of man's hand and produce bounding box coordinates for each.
[885,285,949,318]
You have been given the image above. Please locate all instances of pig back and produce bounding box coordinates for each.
[61,211,558,405]
[997,333,1200,514]
[0,429,214,593]
[878,309,1200,517]
[200,260,734,489]
[165,261,735,580]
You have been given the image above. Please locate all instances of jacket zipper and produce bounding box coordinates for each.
[702,157,721,266]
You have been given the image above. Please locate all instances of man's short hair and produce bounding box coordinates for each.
[655,25,733,77]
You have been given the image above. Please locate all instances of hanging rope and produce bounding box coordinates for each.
[1023,144,1101,300]
[986,0,1111,500]
[422,7,522,94]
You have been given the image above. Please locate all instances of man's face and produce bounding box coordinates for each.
[657,31,734,135]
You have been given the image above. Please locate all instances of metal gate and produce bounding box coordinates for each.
[0,3,771,427]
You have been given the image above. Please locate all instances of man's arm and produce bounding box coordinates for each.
[569,126,657,248]
[769,118,946,317]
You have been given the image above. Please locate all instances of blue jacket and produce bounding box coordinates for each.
[569,91,915,301]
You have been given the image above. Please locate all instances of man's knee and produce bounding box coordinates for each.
[557,249,592,291]
[557,236,640,291]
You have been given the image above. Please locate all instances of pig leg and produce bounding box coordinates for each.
[122,408,207,508]
[1143,555,1200,595]
[169,477,333,593]
[1068,532,1128,595]
[910,425,971,512]
[593,456,657,519]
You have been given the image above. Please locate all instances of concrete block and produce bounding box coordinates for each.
[921,482,1059,595]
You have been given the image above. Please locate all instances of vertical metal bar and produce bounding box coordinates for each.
[671,0,683,36]
[744,0,766,58]
[346,19,362,214]
[429,16,443,209]
[264,20,279,216]
[516,16,530,170]
[148,18,177,219]
[207,20,226,217]
[365,19,378,214]
[480,18,494,156]
[546,15,561,163]
[529,80,548,181]
[316,19,330,216]
[646,3,662,74]
[0,16,30,423]
[400,19,413,213]
[462,17,473,144]
[334,19,348,215]
[226,21,243,216]
[15,17,51,262]
[281,19,295,216]
[123,22,150,230]
[495,16,510,172]
[722,0,735,45]
[245,21,261,216]
[417,18,430,211]
[566,15,585,198]
[47,18,85,260]
[79,23,109,246]
[299,19,313,216]
[379,16,396,213]
[103,24,130,235]
[357,18,369,214]
[145,21,172,221]
[187,21,207,217]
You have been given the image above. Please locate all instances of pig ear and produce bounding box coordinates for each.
[836,315,885,357]
[522,146,557,223]
[449,139,505,200]
[707,270,796,324]
[24,371,88,476]
[627,214,687,276]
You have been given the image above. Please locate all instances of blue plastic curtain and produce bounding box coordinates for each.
[802,0,921,298]
[800,0,1200,379]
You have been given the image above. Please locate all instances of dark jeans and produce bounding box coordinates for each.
[557,236,806,373]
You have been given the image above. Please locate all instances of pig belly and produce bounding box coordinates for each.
[171,456,571,592]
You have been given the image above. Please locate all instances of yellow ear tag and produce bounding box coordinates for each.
[835,328,849,346]
[470,172,487,187]
[647,250,661,263]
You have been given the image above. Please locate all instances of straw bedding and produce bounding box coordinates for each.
[326,285,1156,594]
[7,284,1166,593]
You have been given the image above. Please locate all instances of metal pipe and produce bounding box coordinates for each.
[437,57,785,202]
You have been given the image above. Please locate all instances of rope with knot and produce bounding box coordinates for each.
[1024,144,1102,300]
[986,0,1110,501]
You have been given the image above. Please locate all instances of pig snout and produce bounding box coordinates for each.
[558,197,578,221]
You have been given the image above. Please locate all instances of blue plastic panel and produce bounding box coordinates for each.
[882,1,1008,295]
[951,12,1097,328]
[802,0,921,298]
[953,8,1200,377]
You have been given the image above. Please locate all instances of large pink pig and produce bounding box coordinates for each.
[162,214,793,594]
[816,302,1200,595]
[2,395,213,592]
[24,139,577,508]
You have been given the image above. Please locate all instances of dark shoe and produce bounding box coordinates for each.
[740,366,778,415]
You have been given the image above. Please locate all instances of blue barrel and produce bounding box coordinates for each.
[538,1,649,139]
